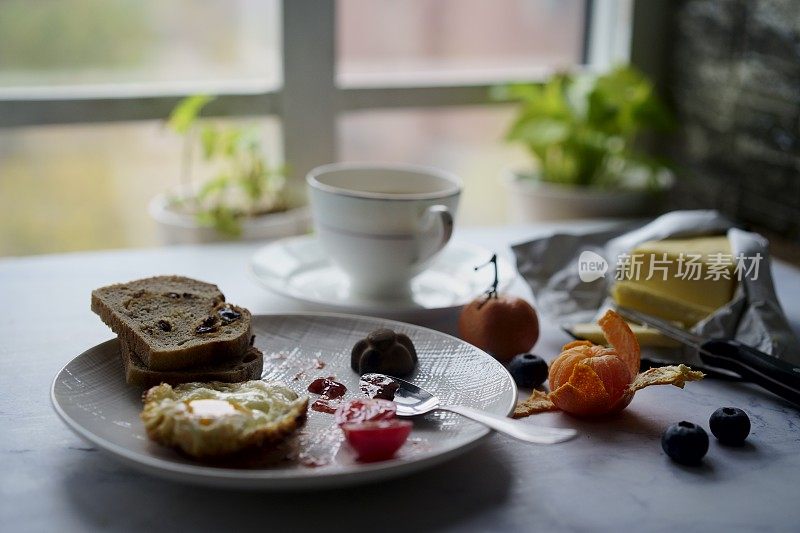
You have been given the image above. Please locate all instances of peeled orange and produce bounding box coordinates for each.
[548,310,639,416]
[514,309,704,418]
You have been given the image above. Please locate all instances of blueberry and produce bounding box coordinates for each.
[507,353,548,388]
[709,407,750,446]
[661,421,709,465]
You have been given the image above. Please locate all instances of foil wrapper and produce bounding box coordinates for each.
[512,210,800,367]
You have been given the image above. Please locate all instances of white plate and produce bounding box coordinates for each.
[249,236,516,319]
[51,313,516,490]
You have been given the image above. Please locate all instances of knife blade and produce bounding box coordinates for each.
[617,307,800,407]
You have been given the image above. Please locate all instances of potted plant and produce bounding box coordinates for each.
[149,95,310,244]
[494,66,674,222]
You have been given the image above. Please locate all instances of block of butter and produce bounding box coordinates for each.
[611,235,736,326]
[613,282,718,326]
[570,322,680,348]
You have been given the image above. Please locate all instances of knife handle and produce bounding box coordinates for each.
[700,339,800,406]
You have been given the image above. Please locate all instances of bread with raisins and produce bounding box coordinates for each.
[91,276,252,371]
[119,339,263,388]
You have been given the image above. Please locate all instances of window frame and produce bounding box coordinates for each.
[0,0,633,181]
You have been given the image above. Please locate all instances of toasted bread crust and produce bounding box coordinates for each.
[119,340,264,388]
[91,276,252,371]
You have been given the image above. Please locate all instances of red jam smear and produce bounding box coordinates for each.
[307,377,348,414]
[307,377,347,398]
[360,374,400,401]
[311,398,340,414]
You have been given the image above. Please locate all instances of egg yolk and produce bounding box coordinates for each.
[186,399,239,425]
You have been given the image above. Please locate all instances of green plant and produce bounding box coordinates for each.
[493,66,674,189]
[166,95,287,236]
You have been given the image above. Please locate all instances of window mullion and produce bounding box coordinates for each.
[0,92,278,128]
[340,85,498,111]
[280,0,337,191]
[586,0,633,71]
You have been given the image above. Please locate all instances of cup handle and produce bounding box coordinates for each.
[417,204,454,262]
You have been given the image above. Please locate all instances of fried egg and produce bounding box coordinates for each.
[141,380,308,458]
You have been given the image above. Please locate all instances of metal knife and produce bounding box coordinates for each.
[617,307,800,407]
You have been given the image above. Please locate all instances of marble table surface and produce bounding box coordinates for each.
[2,224,799,533]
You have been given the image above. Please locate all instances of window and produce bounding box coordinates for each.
[339,105,530,226]
[0,118,282,256]
[337,0,586,87]
[0,0,281,90]
[0,0,632,255]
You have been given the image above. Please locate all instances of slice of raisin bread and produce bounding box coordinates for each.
[119,339,263,388]
[91,276,252,371]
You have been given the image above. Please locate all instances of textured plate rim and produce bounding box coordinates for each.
[51,312,517,489]
[247,236,516,313]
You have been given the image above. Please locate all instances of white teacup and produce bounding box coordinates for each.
[307,163,462,300]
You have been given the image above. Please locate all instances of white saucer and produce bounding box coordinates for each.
[249,235,516,318]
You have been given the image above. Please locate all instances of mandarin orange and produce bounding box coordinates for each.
[548,309,639,416]
[457,253,539,362]
[514,310,703,419]
[458,294,539,362]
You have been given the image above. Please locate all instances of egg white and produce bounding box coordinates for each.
[141,380,308,458]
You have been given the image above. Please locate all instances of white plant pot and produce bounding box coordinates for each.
[149,193,312,245]
[503,171,669,222]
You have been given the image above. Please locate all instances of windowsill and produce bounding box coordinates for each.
[336,63,585,90]
[0,63,597,102]
[0,78,281,101]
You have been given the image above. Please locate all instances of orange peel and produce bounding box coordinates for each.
[514,310,704,418]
